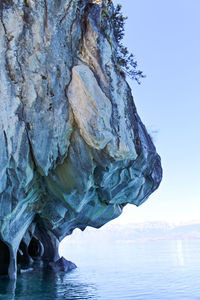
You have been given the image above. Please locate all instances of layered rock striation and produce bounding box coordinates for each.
[0,0,162,279]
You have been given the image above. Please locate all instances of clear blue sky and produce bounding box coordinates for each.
[112,0,200,224]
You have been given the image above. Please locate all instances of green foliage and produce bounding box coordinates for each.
[112,4,145,84]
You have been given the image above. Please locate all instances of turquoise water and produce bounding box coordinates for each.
[1,239,200,299]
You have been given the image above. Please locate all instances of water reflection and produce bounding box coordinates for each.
[0,277,16,299]
[176,240,184,267]
[0,268,97,300]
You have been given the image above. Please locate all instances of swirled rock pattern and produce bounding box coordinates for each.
[0,0,162,279]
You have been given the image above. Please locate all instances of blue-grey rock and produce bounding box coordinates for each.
[49,257,77,272]
[0,0,162,279]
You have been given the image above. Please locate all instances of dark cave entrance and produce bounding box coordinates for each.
[0,239,10,275]
[17,237,45,270]
[28,237,44,260]
[17,237,44,270]
[17,240,32,266]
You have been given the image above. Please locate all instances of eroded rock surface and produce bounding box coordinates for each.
[0,0,162,279]
[49,257,77,272]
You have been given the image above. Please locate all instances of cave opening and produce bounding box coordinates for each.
[28,237,44,260]
[17,240,32,267]
[0,239,10,276]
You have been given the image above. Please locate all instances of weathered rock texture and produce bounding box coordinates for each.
[0,0,162,279]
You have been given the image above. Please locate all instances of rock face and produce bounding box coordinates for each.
[48,256,77,272]
[0,0,162,279]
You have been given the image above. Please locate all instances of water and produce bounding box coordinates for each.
[1,239,200,299]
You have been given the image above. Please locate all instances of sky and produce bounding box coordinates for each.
[110,0,200,224]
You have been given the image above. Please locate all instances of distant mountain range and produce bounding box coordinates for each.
[65,221,200,244]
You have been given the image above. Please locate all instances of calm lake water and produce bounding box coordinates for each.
[1,239,200,299]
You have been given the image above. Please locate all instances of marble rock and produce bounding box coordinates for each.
[0,0,162,279]
[48,257,77,272]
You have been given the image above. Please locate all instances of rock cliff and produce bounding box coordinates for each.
[0,0,162,279]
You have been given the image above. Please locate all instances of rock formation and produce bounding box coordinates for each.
[0,0,162,279]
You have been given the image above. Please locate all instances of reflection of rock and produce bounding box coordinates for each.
[49,257,77,272]
[0,277,16,300]
[0,0,162,279]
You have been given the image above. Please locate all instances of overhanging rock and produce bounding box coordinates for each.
[0,0,162,279]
